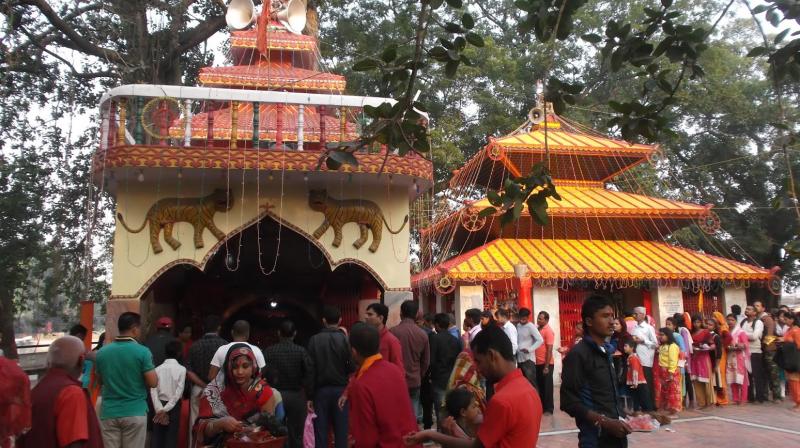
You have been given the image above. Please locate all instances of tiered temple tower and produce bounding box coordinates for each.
[413,105,774,363]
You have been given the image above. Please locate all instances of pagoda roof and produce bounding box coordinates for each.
[172,102,358,143]
[421,185,710,244]
[450,114,656,189]
[199,63,346,92]
[231,25,317,52]
[412,238,771,285]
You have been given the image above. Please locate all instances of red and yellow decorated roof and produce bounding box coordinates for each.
[231,25,317,52]
[450,114,657,189]
[199,63,346,92]
[412,238,771,285]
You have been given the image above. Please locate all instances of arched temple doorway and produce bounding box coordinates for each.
[139,215,383,346]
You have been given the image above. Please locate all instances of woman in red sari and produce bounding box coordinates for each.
[690,315,717,409]
[654,327,682,414]
[193,344,280,447]
[711,312,732,405]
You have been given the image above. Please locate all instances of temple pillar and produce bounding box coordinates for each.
[650,285,684,328]
[532,286,562,383]
[385,290,412,328]
[723,286,747,316]
[454,285,484,324]
[435,292,444,313]
[518,277,533,312]
[104,298,141,341]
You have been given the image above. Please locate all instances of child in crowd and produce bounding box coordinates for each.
[624,340,648,412]
[439,387,483,439]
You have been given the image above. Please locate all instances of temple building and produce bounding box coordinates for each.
[412,105,776,375]
[93,5,432,343]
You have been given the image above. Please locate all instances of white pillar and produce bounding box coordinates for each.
[435,292,444,313]
[651,285,684,328]
[385,290,412,328]
[533,286,562,383]
[723,287,747,316]
[454,285,484,325]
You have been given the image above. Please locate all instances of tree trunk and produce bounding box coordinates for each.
[0,292,18,359]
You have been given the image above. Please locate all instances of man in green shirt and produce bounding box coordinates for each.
[96,312,158,448]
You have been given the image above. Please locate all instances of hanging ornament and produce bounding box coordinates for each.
[137,169,145,182]
[460,206,488,232]
[648,147,664,164]
[698,212,720,234]
[141,97,185,140]
[486,143,505,161]
[434,275,456,295]
[767,274,782,296]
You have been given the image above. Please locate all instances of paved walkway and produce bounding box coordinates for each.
[539,387,800,447]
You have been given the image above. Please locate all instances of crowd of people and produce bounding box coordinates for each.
[2,297,799,448]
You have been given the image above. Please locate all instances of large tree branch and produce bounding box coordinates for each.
[18,25,119,79]
[15,0,126,64]
[169,14,226,60]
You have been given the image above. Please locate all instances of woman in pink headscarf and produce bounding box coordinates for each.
[725,313,750,405]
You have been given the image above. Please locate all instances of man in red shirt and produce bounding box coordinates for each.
[364,303,405,369]
[19,335,102,448]
[404,325,542,448]
[347,323,420,447]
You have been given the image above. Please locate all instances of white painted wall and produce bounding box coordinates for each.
[651,286,684,328]
[454,285,484,325]
[533,286,562,384]
[723,287,747,316]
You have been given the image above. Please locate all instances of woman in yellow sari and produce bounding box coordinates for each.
[712,312,730,405]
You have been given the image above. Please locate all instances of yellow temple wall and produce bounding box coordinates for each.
[109,176,414,300]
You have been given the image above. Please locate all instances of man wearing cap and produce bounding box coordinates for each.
[145,317,179,367]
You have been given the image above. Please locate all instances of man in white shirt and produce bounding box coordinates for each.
[149,340,186,448]
[742,305,767,402]
[495,308,519,356]
[465,308,482,345]
[208,320,266,382]
[629,306,657,411]
[516,308,544,391]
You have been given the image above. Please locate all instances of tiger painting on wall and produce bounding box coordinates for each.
[116,188,233,254]
[308,189,408,253]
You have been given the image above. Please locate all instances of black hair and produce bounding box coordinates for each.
[366,303,389,325]
[93,332,106,351]
[322,305,342,325]
[69,324,88,339]
[623,339,637,350]
[581,295,613,325]
[279,320,296,338]
[349,322,379,357]
[434,313,450,330]
[445,388,475,419]
[470,325,514,361]
[781,310,798,326]
[495,308,509,319]
[465,308,482,325]
[665,317,675,326]
[518,308,531,318]
[400,300,419,319]
[658,327,676,345]
[203,315,222,334]
[423,313,434,323]
[672,313,686,328]
[118,312,141,333]
[231,320,251,338]
[731,304,742,315]
[538,310,550,321]
[165,340,182,360]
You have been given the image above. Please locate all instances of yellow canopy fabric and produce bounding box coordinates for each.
[412,238,771,284]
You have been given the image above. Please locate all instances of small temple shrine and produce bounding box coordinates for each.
[94,2,432,342]
[412,103,776,375]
